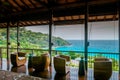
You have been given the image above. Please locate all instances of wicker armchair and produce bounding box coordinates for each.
[54,55,71,74]
[10,52,26,67]
[31,53,50,71]
[11,65,26,73]
[94,58,112,80]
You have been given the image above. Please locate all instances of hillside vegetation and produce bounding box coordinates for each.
[0,27,69,49]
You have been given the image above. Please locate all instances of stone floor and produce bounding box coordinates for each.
[0,70,44,80]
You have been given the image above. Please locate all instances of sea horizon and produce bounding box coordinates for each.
[55,40,119,53]
[55,40,119,60]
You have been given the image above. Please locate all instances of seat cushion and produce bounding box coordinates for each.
[18,57,26,60]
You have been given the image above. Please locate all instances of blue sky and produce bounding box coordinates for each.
[25,21,118,40]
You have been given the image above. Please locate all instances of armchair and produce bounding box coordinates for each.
[31,53,50,71]
[94,58,112,80]
[54,55,71,74]
[10,52,26,67]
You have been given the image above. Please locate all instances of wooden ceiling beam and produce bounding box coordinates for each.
[13,0,23,10]
[28,0,37,8]
[0,23,5,27]
[0,1,116,20]
[0,16,118,28]
[51,0,117,9]
[0,0,118,24]
[19,22,25,26]
[88,0,117,5]
[35,0,48,8]
[7,0,19,12]
[20,0,30,9]
[54,19,84,25]
[1,11,117,23]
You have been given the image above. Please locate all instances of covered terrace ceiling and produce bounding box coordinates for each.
[0,0,118,28]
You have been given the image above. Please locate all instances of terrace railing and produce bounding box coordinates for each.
[0,47,119,69]
[0,47,119,79]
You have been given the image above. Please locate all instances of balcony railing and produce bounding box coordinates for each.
[0,47,119,79]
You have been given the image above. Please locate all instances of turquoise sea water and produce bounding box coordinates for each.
[55,40,119,60]
[56,40,119,52]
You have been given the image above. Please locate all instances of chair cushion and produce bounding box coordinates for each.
[18,57,26,60]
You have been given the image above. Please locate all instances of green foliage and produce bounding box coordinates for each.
[68,51,82,59]
[96,53,103,57]
[68,52,77,59]
[0,28,70,49]
[0,27,70,58]
[69,62,79,67]
[52,37,70,47]
[111,58,119,71]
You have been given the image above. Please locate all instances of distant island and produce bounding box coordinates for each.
[0,27,70,49]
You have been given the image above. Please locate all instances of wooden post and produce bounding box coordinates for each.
[7,21,10,70]
[49,9,53,66]
[17,22,20,52]
[84,0,88,71]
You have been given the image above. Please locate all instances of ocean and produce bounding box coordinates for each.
[55,40,119,60]
[56,40,119,53]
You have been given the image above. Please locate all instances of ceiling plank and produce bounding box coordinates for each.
[35,0,48,8]
[28,0,37,8]
[13,0,24,10]
[20,0,30,9]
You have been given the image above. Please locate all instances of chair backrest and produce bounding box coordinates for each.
[59,55,71,62]
[54,56,66,74]
[31,56,42,65]
[18,52,26,57]
[41,53,50,69]
[31,53,50,71]
[94,58,112,80]
[95,57,108,60]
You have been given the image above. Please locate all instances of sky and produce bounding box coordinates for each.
[25,21,118,40]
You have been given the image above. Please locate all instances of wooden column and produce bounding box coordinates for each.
[49,9,53,66]
[17,22,20,52]
[7,21,10,70]
[84,0,88,71]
